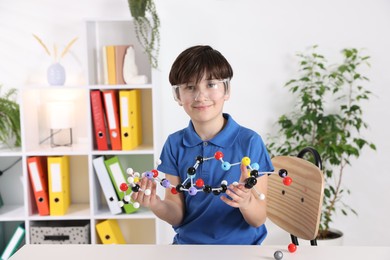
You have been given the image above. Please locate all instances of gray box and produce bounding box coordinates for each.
[30,221,90,244]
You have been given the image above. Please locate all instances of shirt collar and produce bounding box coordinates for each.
[183,113,240,148]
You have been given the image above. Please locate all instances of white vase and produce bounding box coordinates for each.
[47,62,66,85]
[317,228,344,246]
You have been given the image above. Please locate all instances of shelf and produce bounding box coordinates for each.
[28,204,91,221]
[0,205,25,221]
[93,207,156,220]
[0,18,161,251]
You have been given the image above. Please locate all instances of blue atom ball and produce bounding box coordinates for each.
[221,162,231,171]
[251,163,260,170]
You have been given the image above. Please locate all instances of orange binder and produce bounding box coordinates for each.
[27,156,50,216]
[102,90,122,150]
[90,90,109,150]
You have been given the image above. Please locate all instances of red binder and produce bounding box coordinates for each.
[27,156,50,216]
[102,90,122,150]
[90,90,109,150]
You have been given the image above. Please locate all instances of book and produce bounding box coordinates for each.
[115,45,131,85]
[0,223,25,260]
[104,45,116,85]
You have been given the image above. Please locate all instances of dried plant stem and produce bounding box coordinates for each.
[32,34,51,56]
[60,37,78,59]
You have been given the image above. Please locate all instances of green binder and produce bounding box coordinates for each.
[0,223,25,260]
[104,156,138,214]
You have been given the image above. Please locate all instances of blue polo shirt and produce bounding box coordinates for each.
[157,113,273,245]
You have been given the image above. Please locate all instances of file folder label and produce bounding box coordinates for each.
[120,96,129,127]
[50,163,62,192]
[109,162,125,191]
[105,92,117,131]
[29,162,43,192]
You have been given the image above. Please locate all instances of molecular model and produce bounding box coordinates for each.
[118,151,292,209]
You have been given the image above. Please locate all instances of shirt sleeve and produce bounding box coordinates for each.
[157,135,180,177]
[249,132,274,173]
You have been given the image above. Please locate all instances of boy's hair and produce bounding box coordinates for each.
[169,45,233,86]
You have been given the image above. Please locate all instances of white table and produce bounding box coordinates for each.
[9,244,390,260]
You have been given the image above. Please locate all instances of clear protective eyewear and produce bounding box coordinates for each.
[172,78,230,102]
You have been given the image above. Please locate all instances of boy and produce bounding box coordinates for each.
[132,45,273,244]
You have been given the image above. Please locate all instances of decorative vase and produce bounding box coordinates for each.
[47,63,66,85]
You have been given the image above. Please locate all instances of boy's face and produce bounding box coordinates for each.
[177,74,230,124]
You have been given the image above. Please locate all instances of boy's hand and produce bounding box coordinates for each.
[131,176,161,209]
[220,164,252,209]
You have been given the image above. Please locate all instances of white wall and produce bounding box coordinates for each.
[1,0,389,246]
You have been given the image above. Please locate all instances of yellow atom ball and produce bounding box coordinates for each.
[134,177,140,183]
[241,157,251,166]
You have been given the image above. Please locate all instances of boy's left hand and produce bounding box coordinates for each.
[220,163,252,209]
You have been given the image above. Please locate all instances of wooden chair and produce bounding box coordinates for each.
[267,147,324,246]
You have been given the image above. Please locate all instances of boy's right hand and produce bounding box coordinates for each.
[131,176,161,209]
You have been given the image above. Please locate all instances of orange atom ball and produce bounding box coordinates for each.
[214,151,224,160]
[152,169,159,178]
[288,243,297,253]
[283,176,293,186]
[195,179,204,187]
[120,183,128,192]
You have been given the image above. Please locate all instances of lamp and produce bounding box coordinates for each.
[46,101,74,147]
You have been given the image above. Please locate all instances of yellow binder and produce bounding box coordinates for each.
[119,89,142,150]
[96,219,126,244]
[47,156,70,216]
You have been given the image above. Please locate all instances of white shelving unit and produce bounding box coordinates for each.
[0,19,167,249]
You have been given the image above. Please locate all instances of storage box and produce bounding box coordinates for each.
[30,221,90,244]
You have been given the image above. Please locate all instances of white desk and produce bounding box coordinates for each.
[9,244,390,260]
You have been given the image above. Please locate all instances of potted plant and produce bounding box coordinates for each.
[127,0,160,69]
[267,45,376,241]
[0,85,21,148]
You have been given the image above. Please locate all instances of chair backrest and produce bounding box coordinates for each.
[267,148,324,244]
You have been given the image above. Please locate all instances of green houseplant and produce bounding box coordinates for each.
[267,45,376,240]
[0,85,21,148]
[127,0,160,69]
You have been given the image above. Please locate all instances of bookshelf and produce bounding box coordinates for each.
[0,19,165,251]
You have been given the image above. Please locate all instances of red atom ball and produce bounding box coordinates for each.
[283,176,293,186]
[214,151,224,160]
[120,183,128,192]
[151,169,159,178]
[195,179,204,187]
[288,243,297,253]
[171,187,178,194]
